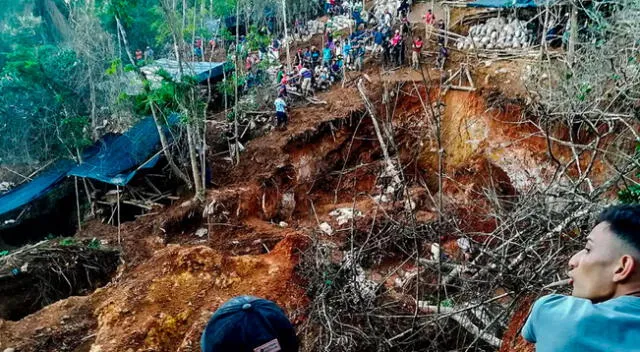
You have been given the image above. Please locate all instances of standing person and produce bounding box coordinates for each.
[276,65,285,85]
[278,73,288,98]
[352,41,364,71]
[382,37,391,68]
[274,95,289,129]
[400,15,411,36]
[397,0,410,18]
[144,46,154,62]
[373,27,384,56]
[322,44,332,68]
[437,19,446,45]
[422,9,436,40]
[436,43,448,69]
[397,34,406,66]
[310,46,321,70]
[201,295,299,352]
[194,37,203,58]
[342,39,352,69]
[295,48,304,66]
[303,47,311,67]
[135,49,143,65]
[423,9,435,25]
[522,205,640,352]
[299,66,313,96]
[391,29,402,46]
[383,9,393,28]
[423,8,436,42]
[334,40,342,58]
[411,36,423,69]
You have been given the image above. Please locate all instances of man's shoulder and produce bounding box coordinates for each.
[532,294,585,313]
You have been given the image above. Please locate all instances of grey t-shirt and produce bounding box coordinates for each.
[522,294,640,351]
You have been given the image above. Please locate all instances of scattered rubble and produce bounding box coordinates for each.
[329,207,363,226]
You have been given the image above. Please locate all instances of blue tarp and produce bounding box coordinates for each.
[0,115,178,216]
[0,160,75,216]
[468,0,540,7]
[68,117,167,186]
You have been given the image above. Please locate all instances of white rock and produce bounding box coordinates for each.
[278,221,288,228]
[4,348,16,352]
[319,222,333,235]
[457,238,471,252]
[195,228,208,238]
[430,243,440,260]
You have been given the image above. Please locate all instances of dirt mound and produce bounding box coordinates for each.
[0,236,308,352]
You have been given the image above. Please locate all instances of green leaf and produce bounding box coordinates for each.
[440,298,454,308]
[87,238,101,249]
[59,238,77,246]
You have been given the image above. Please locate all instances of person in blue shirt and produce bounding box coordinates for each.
[342,40,352,69]
[274,94,289,129]
[322,45,332,68]
[373,28,384,56]
[522,204,640,352]
[310,46,321,70]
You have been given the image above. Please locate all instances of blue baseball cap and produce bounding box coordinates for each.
[201,296,299,352]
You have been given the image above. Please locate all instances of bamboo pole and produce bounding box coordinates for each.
[282,0,292,72]
[117,185,121,245]
[233,0,241,165]
[74,177,82,231]
[568,3,577,65]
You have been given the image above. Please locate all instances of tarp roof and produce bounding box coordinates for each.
[141,59,227,83]
[0,115,177,217]
[67,116,169,186]
[0,160,75,217]
[468,0,541,8]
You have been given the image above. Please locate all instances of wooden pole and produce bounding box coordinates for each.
[234,0,240,165]
[445,6,450,47]
[74,177,82,231]
[281,0,291,72]
[567,3,577,65]
[117,185,121,245]
[356,79,402,186]
[540,1,550,58]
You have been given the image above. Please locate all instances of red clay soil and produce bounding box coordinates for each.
[0,235,308,352]
[500,296,536,352]
[215,86,365,187]
[2,46,624,352]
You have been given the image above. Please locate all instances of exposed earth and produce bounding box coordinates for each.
[0,5,626,352]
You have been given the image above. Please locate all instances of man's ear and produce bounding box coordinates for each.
[613,255,636,283]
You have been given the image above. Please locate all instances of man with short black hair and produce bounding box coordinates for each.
[201,296,298,352]
[274,95,289,130]
[522,204,640,351]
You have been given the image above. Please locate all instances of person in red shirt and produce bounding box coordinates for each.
[423,9,435,41]
[423,9,435,25]
[412,36,423,69]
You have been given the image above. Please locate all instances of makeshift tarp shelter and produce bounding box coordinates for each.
[67,117,169,186]
[468,0,542,8]
[141,59,228,83]
[0,160,75,217]
[0,115,178,217]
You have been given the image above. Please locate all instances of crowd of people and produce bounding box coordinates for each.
[272,1,450,129]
